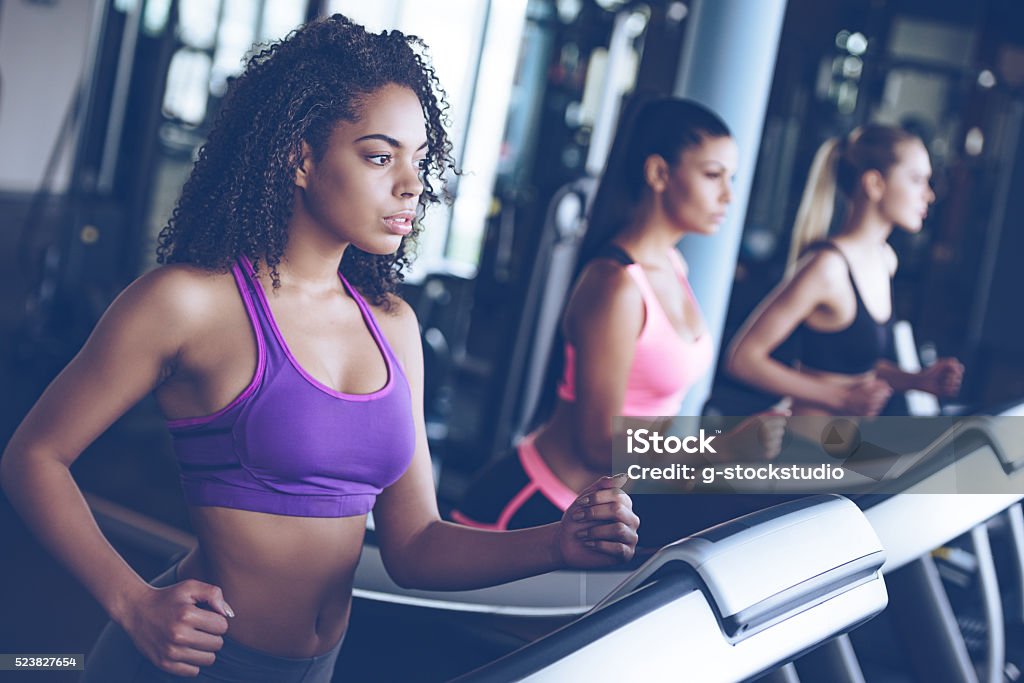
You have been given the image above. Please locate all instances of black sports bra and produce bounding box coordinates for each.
[797,242,894,375]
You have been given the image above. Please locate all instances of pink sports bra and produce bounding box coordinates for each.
[557,246,713,416]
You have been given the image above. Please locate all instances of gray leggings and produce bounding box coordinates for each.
[81,563,342,682]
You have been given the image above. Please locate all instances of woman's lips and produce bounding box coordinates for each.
[383,212,415,235]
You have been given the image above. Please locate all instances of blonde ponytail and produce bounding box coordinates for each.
[786,138,842,274]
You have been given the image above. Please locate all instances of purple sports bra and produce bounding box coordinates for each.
[166,256,416,518]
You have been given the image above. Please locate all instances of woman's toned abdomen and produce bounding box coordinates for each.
[181,507,366,657]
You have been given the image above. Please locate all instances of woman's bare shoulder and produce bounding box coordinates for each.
[108,264,241,333]
[791,247,851,293]
[565,259,644,338]
[573,259,643,307]
[131,262,234,293]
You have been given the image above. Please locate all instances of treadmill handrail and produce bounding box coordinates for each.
[455,496,889,683]
[716,416,1021,495]
[593,496,885,637]
[883,417,1016,479]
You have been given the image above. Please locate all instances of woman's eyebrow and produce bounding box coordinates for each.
[354,133,429,151]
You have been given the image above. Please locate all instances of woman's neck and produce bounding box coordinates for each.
[265,221,349,292]
[614,205,682,262]
[836,201,893,250]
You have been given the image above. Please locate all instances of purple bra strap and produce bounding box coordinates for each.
[165,260,267,428]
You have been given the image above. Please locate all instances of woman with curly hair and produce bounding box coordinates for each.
[0,15,638,682]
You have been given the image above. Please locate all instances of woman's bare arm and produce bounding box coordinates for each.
[875,357,964,396]
[372,299,639,591]
[1,267,232,676]
[563,262,644,471]
[726,251,878,413]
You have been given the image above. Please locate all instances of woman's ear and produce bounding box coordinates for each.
[294,141,314,189]
[861,169,886,203]
[643,154,670,194]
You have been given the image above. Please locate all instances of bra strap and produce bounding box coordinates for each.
[805,240,851,268]
[595,243,635,266]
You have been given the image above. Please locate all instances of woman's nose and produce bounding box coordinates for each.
[397,166,424,198]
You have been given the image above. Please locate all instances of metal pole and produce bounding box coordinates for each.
[671,0,789,416]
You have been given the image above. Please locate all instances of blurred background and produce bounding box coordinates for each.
[2,0,1024,676]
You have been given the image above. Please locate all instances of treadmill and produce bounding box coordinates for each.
[85,403,1024,681]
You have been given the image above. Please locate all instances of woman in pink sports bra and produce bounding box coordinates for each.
[0,15,638,683]
[454,98,786,533]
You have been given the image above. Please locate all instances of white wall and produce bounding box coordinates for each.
[0,0,100,193]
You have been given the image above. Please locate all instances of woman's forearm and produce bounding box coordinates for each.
[1,451,149,624]
[385,520,563,591]
[874,360,916,392]
[729,352,843,412]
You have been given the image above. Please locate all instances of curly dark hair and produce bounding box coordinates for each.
[156,14,455,307]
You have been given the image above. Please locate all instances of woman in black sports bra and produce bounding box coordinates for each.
[725,124,963,417]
